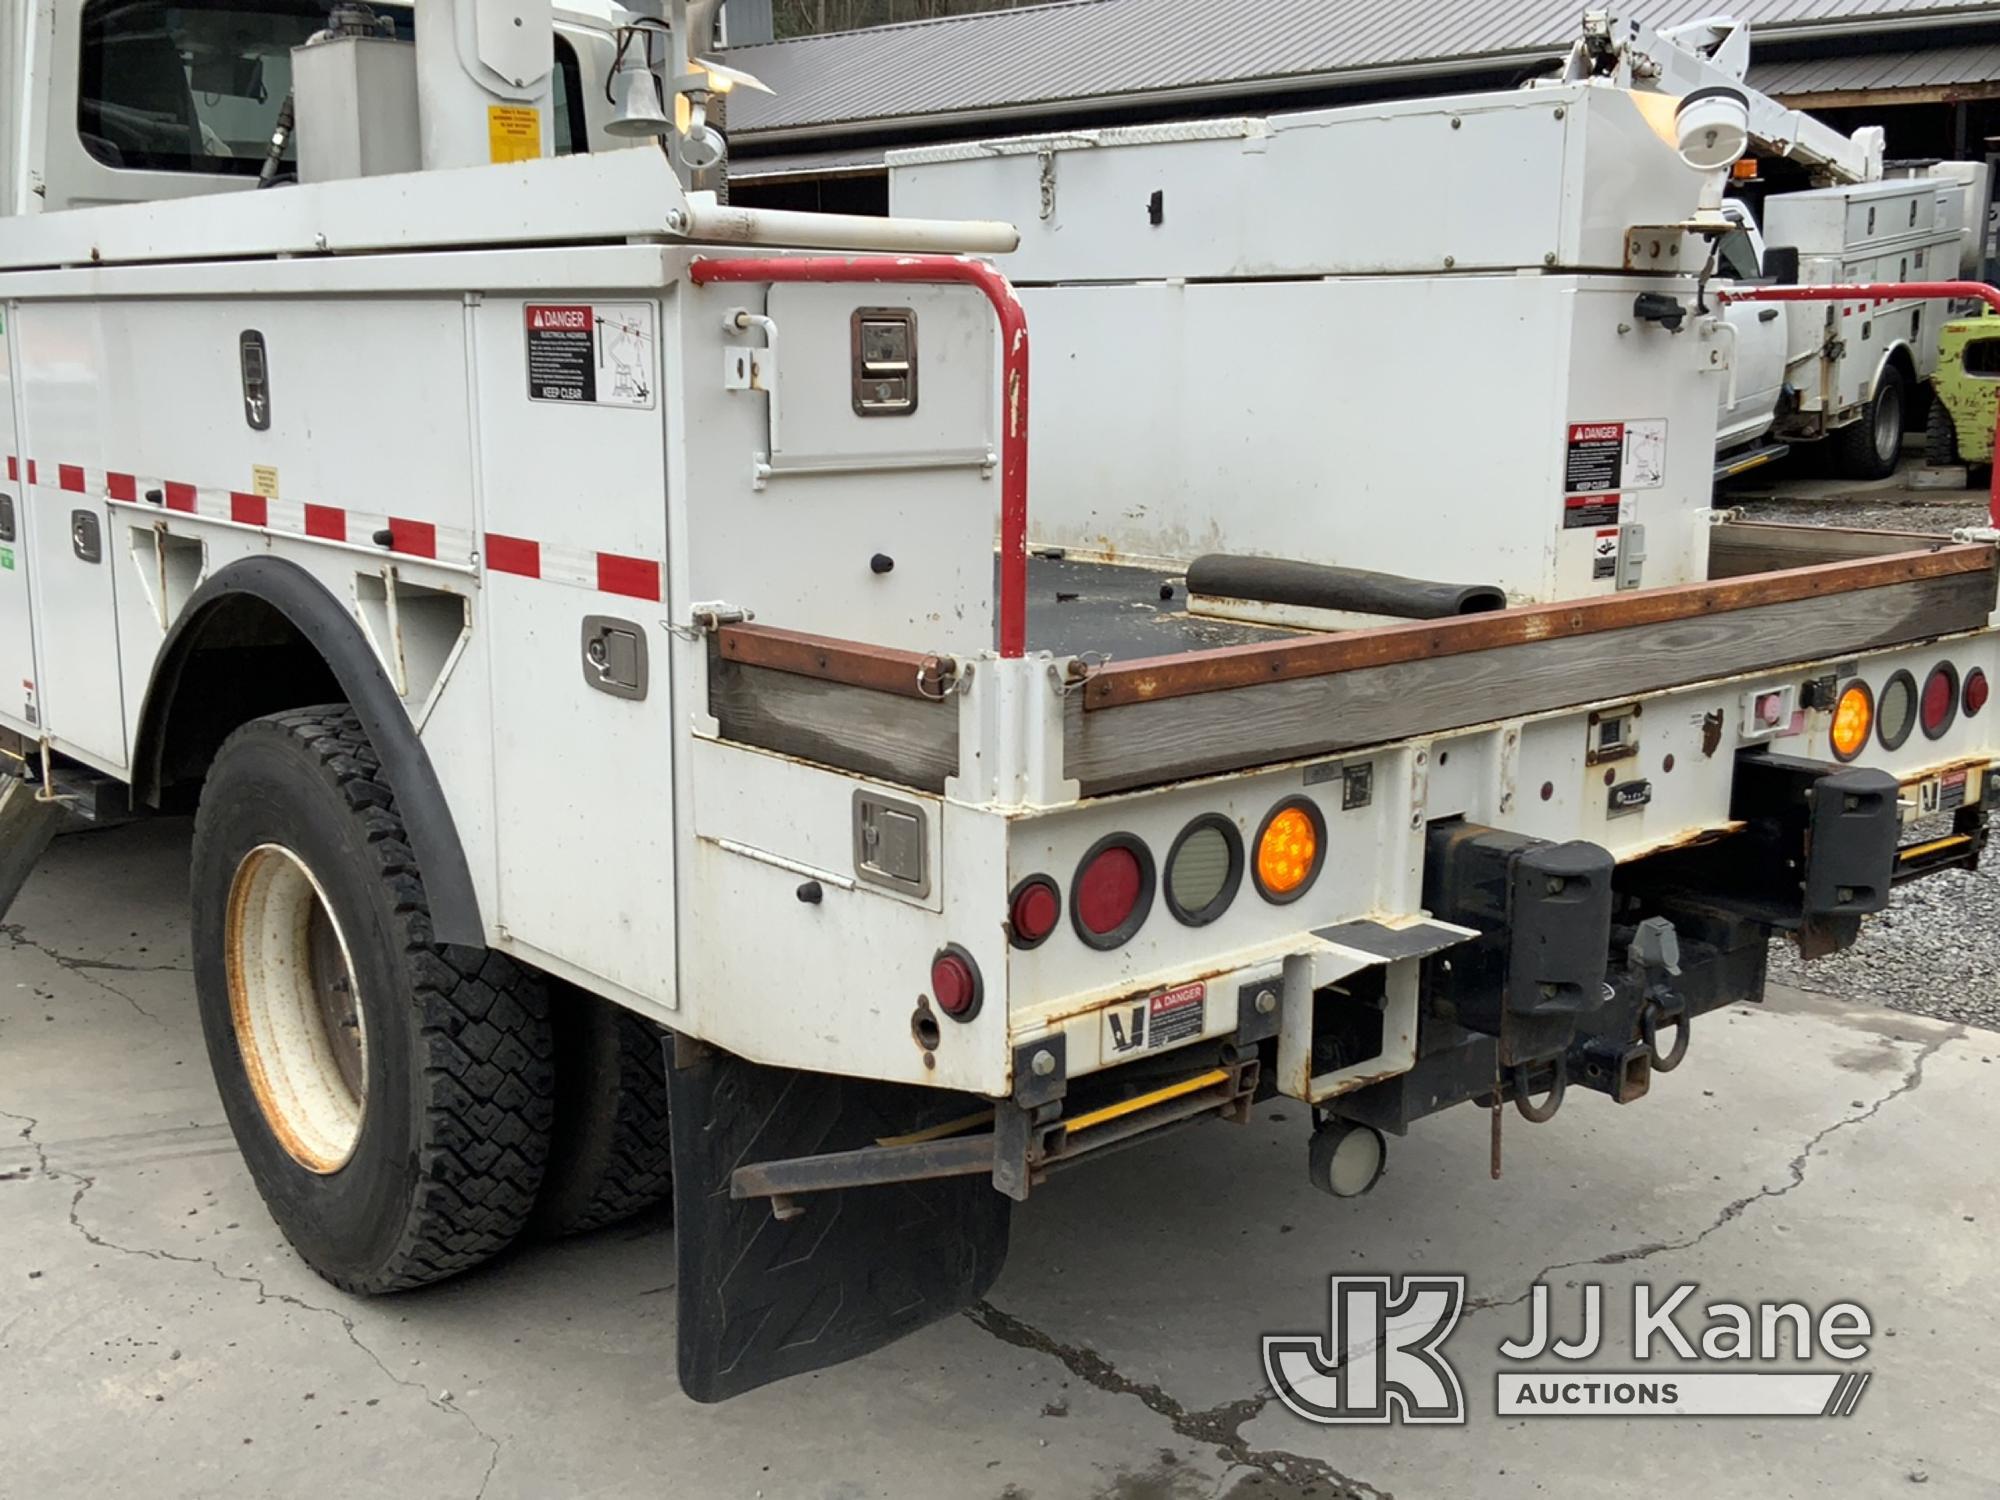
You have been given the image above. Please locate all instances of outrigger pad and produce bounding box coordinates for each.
[667,1041,1011,1403]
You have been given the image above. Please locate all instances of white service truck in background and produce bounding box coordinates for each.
[4,0,2000,1405]
[1715,167,1990,479]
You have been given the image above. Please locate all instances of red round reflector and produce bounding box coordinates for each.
[930,948,979,1017]
[1921,663,1959,739]
[1008,877,1061,948]
[1076,846,1142,935]
[1965,668,1990,718]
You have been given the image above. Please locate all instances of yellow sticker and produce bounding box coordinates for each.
[487,105,542,165]
[251,464,280,499]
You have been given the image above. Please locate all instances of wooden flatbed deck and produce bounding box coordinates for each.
[710,533,2000,798]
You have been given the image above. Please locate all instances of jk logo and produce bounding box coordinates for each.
[1264,1275,1467,1424]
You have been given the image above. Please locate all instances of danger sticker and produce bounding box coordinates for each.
[1101,981,1207,1058]
[1565,494,1621,529]
[1565,418,1667,495]
[1592,527,1619,579]
[525,302,657,409]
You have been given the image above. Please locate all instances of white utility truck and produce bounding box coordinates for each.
[3,0,1998,1402]
[1715,170,1988,479]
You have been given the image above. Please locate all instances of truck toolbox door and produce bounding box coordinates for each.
[14,304,127,768]
[0,306,40,736]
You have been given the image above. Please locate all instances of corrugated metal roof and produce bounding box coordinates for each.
[725,0,2000,139]
[1749,41,2000,95]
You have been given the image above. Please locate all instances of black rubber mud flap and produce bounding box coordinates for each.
[668,1042,1011,1403]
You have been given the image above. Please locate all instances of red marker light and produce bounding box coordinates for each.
[1008,877,1060,948]
[930,947,981,1019]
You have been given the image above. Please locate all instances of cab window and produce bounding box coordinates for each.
[78,0,333,174]
[1715,226,1761,282]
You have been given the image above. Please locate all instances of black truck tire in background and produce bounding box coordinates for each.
[1926,397,1962,470]
[533,987,674,1237]
[1833,363,1906,480]
[191,707,556,1293]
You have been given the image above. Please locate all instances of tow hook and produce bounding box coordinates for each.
[1307,1118,1387,1198]
[1631,916,1689,1073]
[1643,999,1690,1072]
[1512,1058,1566,1123]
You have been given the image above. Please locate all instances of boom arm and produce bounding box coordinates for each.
[1557,12,1883,185]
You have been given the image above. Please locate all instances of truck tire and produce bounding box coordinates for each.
[191,707,555,1293]
[1833,364,1906,480]
[533,987,674,1236]
[1926,396,1961,469]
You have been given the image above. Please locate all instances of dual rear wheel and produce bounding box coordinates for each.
[193,707,671,1294]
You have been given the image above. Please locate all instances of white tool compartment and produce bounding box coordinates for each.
[889,83,1706,282]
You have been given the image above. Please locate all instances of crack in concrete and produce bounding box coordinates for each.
[1463,1026,1959,1316]
[1,923,175,1023]
[1,1106,504,1499]
[966,1300,1387,1500]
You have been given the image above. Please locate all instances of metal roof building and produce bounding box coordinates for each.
[723,0,2000,201]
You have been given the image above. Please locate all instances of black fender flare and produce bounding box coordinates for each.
[133,555,484,946]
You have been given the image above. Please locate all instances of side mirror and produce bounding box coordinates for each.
[1761,245,1800,285]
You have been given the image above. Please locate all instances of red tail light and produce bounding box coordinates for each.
[1071,835,1154,950]
[930,945,982,1020]
[1921,663,1959,740]
[1008,876,1061,949]
[1965,668,1989,718]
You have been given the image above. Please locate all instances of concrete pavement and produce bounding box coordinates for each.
[2,818,1995,1499]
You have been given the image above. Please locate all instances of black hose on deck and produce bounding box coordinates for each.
[1185,554,1505,620]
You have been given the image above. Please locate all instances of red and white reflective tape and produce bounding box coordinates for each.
[484,532,663,601]
[4,457,661,603]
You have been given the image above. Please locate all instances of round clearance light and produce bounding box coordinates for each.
[1830,681,1873,763]
[1921,662,1960,740]
[1254,797,1326,904]
[1966,667,1990,719]
[1008,876,1061,950]
[1876,670,1918,751]
[1070,835,1155,950]
[930,944,982,1021]
[1164,814,1244,927]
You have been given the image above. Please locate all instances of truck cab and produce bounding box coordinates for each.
[1714,198,1790,461]
[1,0,624,216]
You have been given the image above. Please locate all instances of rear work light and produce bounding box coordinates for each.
[1830,681,1872,762]
[1876,670,1917,751]
[1164,814,1244,927]
[930,944,982,1021]
[1008,876,1061,949]
[1921,662,1960,740]
[1966,668,1990,718]
[1071,834,1154,950]
[1254,797,1326,903]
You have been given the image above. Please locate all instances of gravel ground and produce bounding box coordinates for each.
[1730,452,2000,1030]
[1767,863,2000,1028]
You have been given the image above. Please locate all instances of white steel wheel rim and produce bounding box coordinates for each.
[1874,387,1902,465]
[226,844,369,1173]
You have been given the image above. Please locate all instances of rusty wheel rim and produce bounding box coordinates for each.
[225,844,368,1173]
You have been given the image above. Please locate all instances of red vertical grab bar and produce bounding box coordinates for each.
[1717,281,2000,527]
[689,254,1031,658]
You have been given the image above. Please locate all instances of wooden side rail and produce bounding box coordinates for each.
[1081,546,1996,712]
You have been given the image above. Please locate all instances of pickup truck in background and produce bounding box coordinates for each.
[1714,169,1988,481]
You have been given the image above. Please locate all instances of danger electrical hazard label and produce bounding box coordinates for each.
[1565,419,1667,496]
[525,302,657,409]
